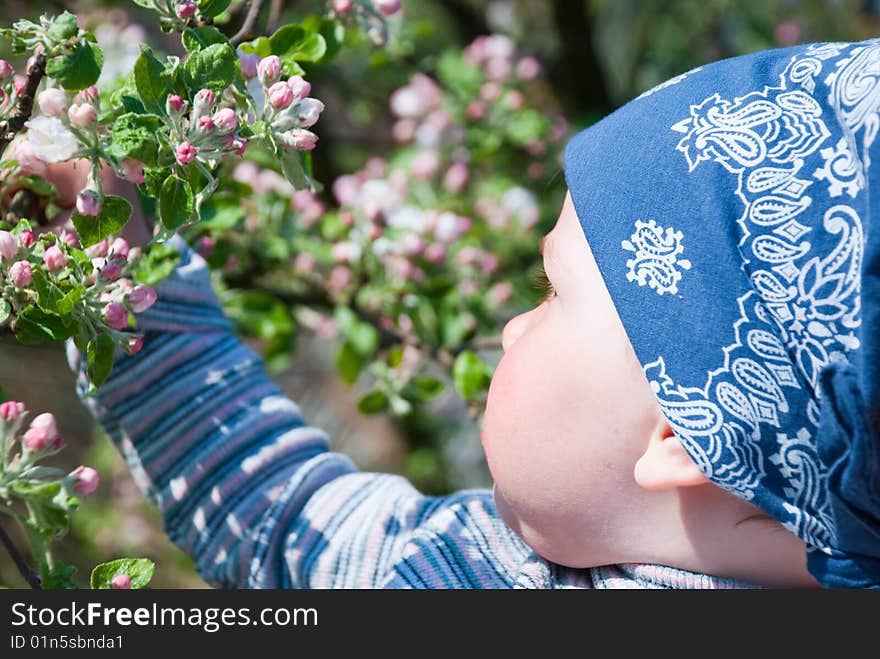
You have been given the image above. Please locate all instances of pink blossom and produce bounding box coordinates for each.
[423,242,446,264]
[76,190,100,216]
[0,60,12,80]
[0,401,25,421]
[121,158,145,184]
[104,303,128,329]
[175,141,197,164]
[268,82,294,110]
[238,50,259,79]
[213,108,238,133]
[374,0,401,15]
[37,88,67,117]
[18,231,36,248]
[176,2,197,19]
[71,466,100,495]
[68,102,97,128]
[516,56,541,80]
[443,162,469,192]
[129,285,157,313]
[258,56,282,84]
[8,260,32,286]
[111,574,132,589]
[0,230,16,261]
[127,336,144,356]
[110,237,129,260]
[43,245,67,271]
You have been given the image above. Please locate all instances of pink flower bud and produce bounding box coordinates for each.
[423,242,446,264]
[29,412,58,441]
[76,190,100,216]
[110,237,129,260]
[175,141,197,164]
[212,108,238,133]
[104,302,128,329]
[515,56,541,80]
[68,102,97,128]
[374,0,402,16]
[111,574,131,589]
[286,75,311,102]
[37,88,67,117]
[257,55,282,84]
[176,1,197,19]
[0,60,13,80]
[19,230,36,248]
[85,239,108,258]
[127,336,144,355]
[71,465,100,495]
[121,158,145,184]
[100,262,122,281]
[238,51,259,78]
[442,162,469,192]
[129,285,157,313]
[166,94,186,114]
[0,230,16,261]
[333,0,353,13]
[8,260,32,287]
[268,82,294,110]
[24,427,51,451]
[43,245,67,271]
[0,401,25,421]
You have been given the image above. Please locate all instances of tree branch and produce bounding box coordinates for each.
[0,522,41,589]
[0,52,47,159]
[230,0,267,46]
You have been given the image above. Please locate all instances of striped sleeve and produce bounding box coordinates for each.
[66,236,532,588]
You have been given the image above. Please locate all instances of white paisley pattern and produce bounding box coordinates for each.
[644,41,879,550]
[621,220,692,295]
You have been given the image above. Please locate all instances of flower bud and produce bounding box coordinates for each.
[175,141,197,164]
[104,302,128,330]
[257,55,282,85]
[0,401,25,421]
[238,50,259,78]
[268,82,294,110]
[176,1,197,18]
[37,88,67,117]
[43,245,67,271]
[8,260,32,286]
[0,230,16,261]
[212,108,238,133]
[67,102,97,128]
[287,75,311,102]
[0,60,13,80]
[110,237,130,260]
[76,190,100,216]
[29,412,58,441]
[375,0,402,15]
[129,285,157,313]
[71,465,100,495]
[19,230,36,248]
[111,574,132,589]
[166,94,186,114]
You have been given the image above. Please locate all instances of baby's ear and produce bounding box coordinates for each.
[634,421,709,491]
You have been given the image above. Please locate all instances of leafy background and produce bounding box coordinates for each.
[0,0,876,587]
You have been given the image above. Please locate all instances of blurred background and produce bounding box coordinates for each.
[1,0,877,587]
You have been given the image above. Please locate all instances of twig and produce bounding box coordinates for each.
[0,52,47,159]
[230,0,266,46]
[0,522,42,589]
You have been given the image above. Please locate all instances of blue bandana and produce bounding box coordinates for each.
[563,40,880,588]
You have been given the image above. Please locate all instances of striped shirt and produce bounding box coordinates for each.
[66,237,756,589]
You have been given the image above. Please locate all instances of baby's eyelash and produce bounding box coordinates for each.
[531,264,556,303]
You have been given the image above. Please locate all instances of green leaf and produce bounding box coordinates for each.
[14,305,76,344]
[72,195,133,247]
[184,42,236,93]
[86,334,116,388]
[45,40,103,91]
[90,558,155,590]
[452,350,493,400]
[182,25,228,53]
[133,46,171,115]
[31,269,84,316]
[357,389,389,415]
[48,11,79,41]
[197,0,232,18]
[158,175,195,230]
[336,341,364,385]
[108,113,162,166]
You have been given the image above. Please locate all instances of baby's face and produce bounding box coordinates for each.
[481,190,664,566]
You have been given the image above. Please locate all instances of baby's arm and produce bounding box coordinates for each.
[66,237,531,588]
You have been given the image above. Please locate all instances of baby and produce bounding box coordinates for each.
[68,38,880,589]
